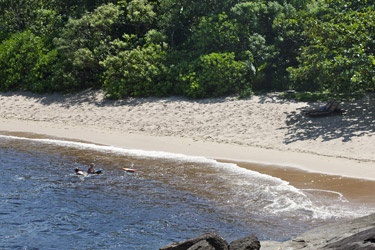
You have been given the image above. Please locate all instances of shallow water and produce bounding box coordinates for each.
[1,133,374,249]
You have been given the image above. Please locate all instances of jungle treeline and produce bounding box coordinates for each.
[1,0,374,99]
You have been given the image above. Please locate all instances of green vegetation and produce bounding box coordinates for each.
[1,0,374,99]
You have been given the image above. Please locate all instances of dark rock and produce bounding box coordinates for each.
[160,233,229,250]
[187,240,215,250]
[261,213,375,249]
[229,235,260,250]
[323,227,375,250]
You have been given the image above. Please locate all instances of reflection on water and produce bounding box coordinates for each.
[0,133,374,249]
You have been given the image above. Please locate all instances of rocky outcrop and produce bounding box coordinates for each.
[188,240,216,250]
[323,226,375,249]
[161,213,375,250]
[159,233,260,250]
[261,213,375,249]
[159,233,229,250]
[229,235,261,250]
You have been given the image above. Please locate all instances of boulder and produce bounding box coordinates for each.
[323,226,375,249]
[160,233,229,250]
[188,240,215,250]
[261,213,375,250]
[229,235,260,250]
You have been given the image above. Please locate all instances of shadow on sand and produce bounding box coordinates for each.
[1,89,236,108]
[281,94,375,144]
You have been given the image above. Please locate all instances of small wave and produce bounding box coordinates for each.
[302,188,348,202]
[15,176,25,181]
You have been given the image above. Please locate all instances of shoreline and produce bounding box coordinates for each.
[3,128,375,204]
[1,91,374,180]
[1,117,375,181]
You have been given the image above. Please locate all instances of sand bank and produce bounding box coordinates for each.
[0,90,374,179]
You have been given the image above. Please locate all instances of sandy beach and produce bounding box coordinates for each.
[0,90,374,180]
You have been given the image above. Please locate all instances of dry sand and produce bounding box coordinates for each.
[0,90,374,180]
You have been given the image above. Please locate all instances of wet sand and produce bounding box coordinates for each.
[225,160,375,206]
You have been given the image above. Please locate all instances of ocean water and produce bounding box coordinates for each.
[0,134,374,249]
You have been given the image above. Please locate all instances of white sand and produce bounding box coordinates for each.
[0,90,374,179]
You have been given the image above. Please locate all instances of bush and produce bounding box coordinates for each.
[288,6,375,93]
[53,3,123,89]
[187,12,239,56]
[101,36,169,99]
[180,52,249,98]
[0,31,58,93]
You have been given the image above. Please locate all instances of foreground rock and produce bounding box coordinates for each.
[160,213,375,250]
[160,233,229,250]
[261,213,375,249]
[324,227,375,249]
[159,233,260,250]
[230,235,261,250]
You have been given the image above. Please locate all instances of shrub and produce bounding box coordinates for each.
[181,52,249,98]
[101,37,169,99]
[0,31,58,93]
[53,3,123,89]
[288,8,375,93]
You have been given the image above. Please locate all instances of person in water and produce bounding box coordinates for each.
[87,163,96,174]
[75,167,88,177]
[75,163,102,176]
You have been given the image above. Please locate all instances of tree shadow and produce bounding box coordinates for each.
[256,93,295,105]
[2,89,237,108]
[281,94,375,144]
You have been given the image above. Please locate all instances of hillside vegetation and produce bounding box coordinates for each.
[1,0,374,98]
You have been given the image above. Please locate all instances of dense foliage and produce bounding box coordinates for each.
[1,0,374,98]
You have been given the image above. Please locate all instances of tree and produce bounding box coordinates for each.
[180,52,249,98]
[53,3,123,89]
[0,31,58,92]
[288,4,375,92]
[186,12,240,56]
[231,1,297,90]
[0,0,45,40]
[101,31,169,98]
